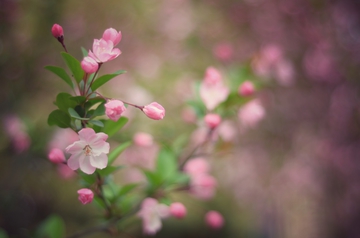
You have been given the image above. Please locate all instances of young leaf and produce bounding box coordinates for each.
[156,148,177,181]
[81,47,88,57]
[91,70,126,91]
[61,52,84,83]
[56,92,77,113]
[48,109,71,128]
[89,120,104,127]
[70,96,87,105]
[45,65,74,89]
[68,108,89,120]
[37,215,66,238]
[108,141,132,165]
[97,165,123,177]
[103,117,128,137]
[118,183,138,196]
[143,170,163,187]
[92,102,105,118]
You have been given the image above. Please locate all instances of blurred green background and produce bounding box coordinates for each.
[1,0,360,237]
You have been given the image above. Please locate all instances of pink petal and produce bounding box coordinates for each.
[79,156,96,174]
[65,141,86,154]
[78,128,96,142]
[89,153,108,169]
[67,153,82,170]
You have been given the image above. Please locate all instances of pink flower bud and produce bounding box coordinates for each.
[77,188,94,205]
[51,24,63,39]
[81,56,99,74]
[105,100,126,121]
[204,113,221,129]
[238,81,255,96]
[205,211,224,229]
[142,102,165,120]
[102,28,122,46]
[169,202,187,219]
[48,148,66,163]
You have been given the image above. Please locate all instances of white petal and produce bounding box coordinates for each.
[89,153,108,169]
[78,128,96,143]
[67,153,81,170]
[65,141,86,154]
[79,156,96,174]
[91,141,110,155]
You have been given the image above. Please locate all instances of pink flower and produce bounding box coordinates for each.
[190,174,217,200]
[65,128,110,174]
[184,158,210,176]
[105,100,126,121]
[213,43,233,62]
[169,202,187,219]
[77,188,94,205]
[51,24,63,39]
[133,132,153,147]
[102,28,122,46]
[138,198,170,235]
[205,211,224,229]
[238,81,255,96]
[48,148,66,163]
[81,56,99,74]
[204,113,221,129]
[238,99,265,129]
[200,67,229,111]
[57,164,76,179]
[88,38,121,63]
[142,102,165,120]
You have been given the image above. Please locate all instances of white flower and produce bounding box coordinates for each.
[138,198,170,235]
[65,128,110,174]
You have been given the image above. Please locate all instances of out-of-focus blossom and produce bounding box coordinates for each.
[200,67,229,111]
[238,81,255,96]
[102,28,122,46]
[205,211,224,229]
[3,115,31,153]
[169,202,187,219]
[48,148,66,164]
[48,129,78,151]
[57,164,76,179]
[105,100,126,122]
[81,56,99,74]
[77,188,94,205]
[51,24,63,39]
[275,59,295,86]
[88,38,121,63]
[138,198,170,235]
[217,120,237,142]
[190,174,217,200]
[142,102,165,120]
[184,157,210,176]
[204,113,222,129]
[213,43,233,62]
[238,99,265,129]
[133,132,153,147]
[65,128,110,174]
[181,107,197,124]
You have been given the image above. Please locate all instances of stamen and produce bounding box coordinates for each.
[83,145,92,156]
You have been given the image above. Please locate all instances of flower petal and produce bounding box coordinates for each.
[65,141,86,154]
[67,152,82,170]
[79,156,96,174]
[89,153,108,169]
[78,128,96,143]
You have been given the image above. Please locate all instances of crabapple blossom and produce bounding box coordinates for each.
[138,198,170,235]
[65,128,110,174]
[51,24,63,39]
[88,38,121,63]
[204,113,221,129]
[169,202,187,219]
[213,43,233,62]
[81,56,99,74]
[105,100,126,121]
[102,28,122,46]
[190,174,217,200]
[184,158,210,176]
[77,188,94,205]
[205,211,224,229]
[238,99,265,129]
[48,148,66,163]
[57,164,76,179]
[200,67,229,111]
[142,102,165,120]
[238,81,255,96]
[133,132,153,147]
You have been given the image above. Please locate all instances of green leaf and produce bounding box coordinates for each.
[156,148,177,181]
[92,102,105,118]
[118,183,138,196]
[48,109,71,128]
[81,47,88,57]
[93,196,107,209]
[108,141,132,165]
[89,119,104,127]
[45,65,74,89]
[103,117,128,137]
[56,92,77,113]
[68,108,89,120]
[37,215,65,238]
[143,170,163,187]
[79,171,97,186]
[0,229,8,238]
[91,70,126,91]
[70,96,87,105]
[61,52,84,83]
[97,165,123,176]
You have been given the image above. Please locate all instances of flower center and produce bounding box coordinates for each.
[83,145,92,156]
